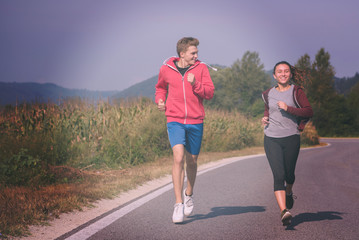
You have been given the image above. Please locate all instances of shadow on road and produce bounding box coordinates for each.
[286,211,344,230]
[184,206,266,224]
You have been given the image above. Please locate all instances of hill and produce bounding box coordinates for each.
[0,82,118,105]
[112,64,227,101]
[334,72,359,95]
[2,71,358,106]
[112,75,158,100]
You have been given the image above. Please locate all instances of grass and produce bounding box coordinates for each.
[0,98,319,237]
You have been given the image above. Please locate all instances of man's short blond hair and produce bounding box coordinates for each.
[176,37,199,57]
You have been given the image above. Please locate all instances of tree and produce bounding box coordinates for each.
[303,48,352,136]
[295,53,312,90]
[234,51,271,114]
[206,51,270,116]
[315,94,354,136]
[205,67,234,111]
[308,48,336,106]
[347,82,359,135]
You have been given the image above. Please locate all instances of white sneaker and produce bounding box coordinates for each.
[172,203,184,223]
[183,189,194,216]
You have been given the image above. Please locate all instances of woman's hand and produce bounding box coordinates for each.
[262,116,269,126]
[277,101,288,111]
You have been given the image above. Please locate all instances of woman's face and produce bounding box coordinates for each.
[273,64,292,85]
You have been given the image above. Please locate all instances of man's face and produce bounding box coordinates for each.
[180,46,198,66]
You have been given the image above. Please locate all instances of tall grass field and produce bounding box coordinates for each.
[0,98,319,237]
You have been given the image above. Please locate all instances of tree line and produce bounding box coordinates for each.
[205,48,359,137]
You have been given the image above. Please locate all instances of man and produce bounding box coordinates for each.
[155,37,215,223]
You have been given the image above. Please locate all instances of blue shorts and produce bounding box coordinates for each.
[167,122,203,155]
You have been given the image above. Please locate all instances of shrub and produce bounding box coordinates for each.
[300,121,320,146]
[0,148,48,186]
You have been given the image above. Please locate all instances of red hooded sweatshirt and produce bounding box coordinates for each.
[155,57,215,124]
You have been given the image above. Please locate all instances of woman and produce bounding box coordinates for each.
[261,61,313,226]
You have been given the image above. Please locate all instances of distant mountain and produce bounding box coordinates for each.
[112,65,228,101]
[0,77,158,106]
[334,72,359,95]
[2,70,358,106]
[112,75,158,101]
[0,82,119,105]
[267,70,359,94]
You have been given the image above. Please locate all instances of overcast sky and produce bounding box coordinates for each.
[1,0,358,91]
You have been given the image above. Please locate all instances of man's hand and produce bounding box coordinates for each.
[157,99,165,112]
[187,73,196,86]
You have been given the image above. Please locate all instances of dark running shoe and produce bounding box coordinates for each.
[281,209,292,226]
[286,193,297,209]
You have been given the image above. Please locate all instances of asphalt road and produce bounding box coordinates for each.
[59,138,359,240]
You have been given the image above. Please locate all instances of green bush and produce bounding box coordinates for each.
[0,148,49,186]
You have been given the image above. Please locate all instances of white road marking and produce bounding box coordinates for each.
[63,153,275,239]
[65,183,173,240]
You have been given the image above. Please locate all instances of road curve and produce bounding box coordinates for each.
[58,138,359,240]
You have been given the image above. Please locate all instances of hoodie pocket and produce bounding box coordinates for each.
[186,96,204,120]
[165,97,186,118]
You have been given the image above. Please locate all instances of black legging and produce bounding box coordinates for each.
[264,135,300,191]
